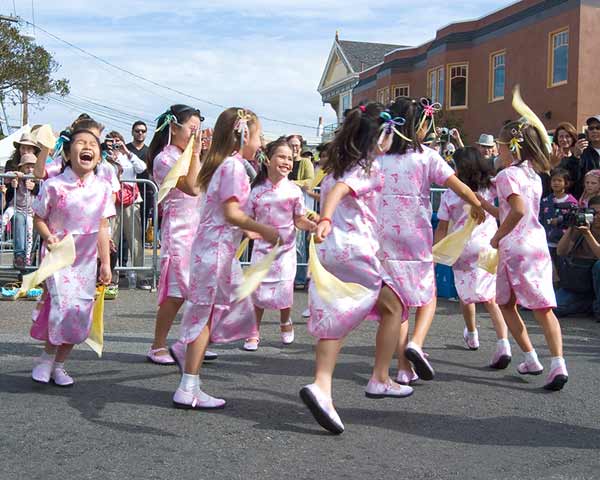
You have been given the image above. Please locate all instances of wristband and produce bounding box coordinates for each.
[319,217,332,225]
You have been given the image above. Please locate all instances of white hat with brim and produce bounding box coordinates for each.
[17,153,37,168]
[476,134,495,147]
[13,132,41,152]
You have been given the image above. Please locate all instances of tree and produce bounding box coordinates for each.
[0,20,69,112]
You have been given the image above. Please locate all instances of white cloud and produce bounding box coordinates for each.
[4,0,513,140]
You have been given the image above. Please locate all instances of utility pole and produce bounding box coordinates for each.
[1,15,20,132]
[22,89,28,125]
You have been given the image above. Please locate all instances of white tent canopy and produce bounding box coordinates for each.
[0,125,31,170]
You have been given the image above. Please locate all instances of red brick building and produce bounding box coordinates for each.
[343,0,600,140]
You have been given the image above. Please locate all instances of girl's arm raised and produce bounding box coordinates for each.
[433,220,449,245]
[97,218,112,285]
[34,147,50,179]
[224,199,279,246]
[177,133,203,196]
[444,175,485,223]
[490,194,525,248]
[315,182,351,242]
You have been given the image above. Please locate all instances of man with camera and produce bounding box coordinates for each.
[574,116,600,197]
[555,195,600,321]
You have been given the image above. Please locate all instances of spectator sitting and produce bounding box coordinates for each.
[555,195,600,321]
[539,168,578,265]
[10,153,40,268]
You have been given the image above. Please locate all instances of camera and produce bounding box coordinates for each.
[553,203,595,227]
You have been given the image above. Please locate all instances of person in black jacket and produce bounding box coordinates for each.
[576,116,600,198]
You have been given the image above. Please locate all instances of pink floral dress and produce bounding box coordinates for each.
[247,177,306,310]
[437,188,498,304]
[47,155,120,193]
[180,155,257,344]
[495,161,556,309]
[30,168,116,345]
[308,162,404,340]
[153,145,203,303]
[378,146,455,307]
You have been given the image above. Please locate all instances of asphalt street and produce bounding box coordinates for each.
[1,290,599,480]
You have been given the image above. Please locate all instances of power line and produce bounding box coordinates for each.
[23,20,319,131]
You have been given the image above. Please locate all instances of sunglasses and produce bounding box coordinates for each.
[134,129,147,134]
[588,125,600,131]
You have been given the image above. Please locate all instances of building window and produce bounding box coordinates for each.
[392,84,410,100]
[427,66,444,106]
[341,92,351,113]
[448,63,468,109]
[376,87,390,105]
[549,28,568,87]
[489,50,506,102]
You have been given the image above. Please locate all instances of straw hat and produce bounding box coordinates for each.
[17,153,38,168]
[13,132,41,152]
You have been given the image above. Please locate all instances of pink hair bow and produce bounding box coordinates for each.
[418,98,442,135]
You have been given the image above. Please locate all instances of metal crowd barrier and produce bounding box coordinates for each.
[114,178,159,290]
[0,174,161,291]
[0,173,42,274]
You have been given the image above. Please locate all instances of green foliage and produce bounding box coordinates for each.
[0,20,69,102]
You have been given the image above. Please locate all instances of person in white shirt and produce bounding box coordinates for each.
[106,131,150,290]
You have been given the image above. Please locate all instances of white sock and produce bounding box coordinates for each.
[40,351,53,362]
[53,362,65,370]
[407,341,421,352]
[467,330,478,337]
[179,373,200,393]
[497,338,511,353]
[550,356,566,371]
[524,350,539,364]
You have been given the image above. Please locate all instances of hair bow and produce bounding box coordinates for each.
[418,98,442,135]
[155,112,177,133]
[377,111,411,151]
[235,109,253,149]
[509,126,524,160]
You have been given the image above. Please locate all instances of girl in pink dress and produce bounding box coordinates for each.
[145,105,217,366]
[30,129,115,387]
[377,98,485,384]
[486,121,567,391]
[243,138,317,351]
[435,147,509,368]
[173,108,279,409]
[301,103,413,436]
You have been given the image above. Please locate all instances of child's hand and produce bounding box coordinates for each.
[315,220,331,242]
[295,215,317,232]
[490,234,500,249]
[109,239,117,253]
[46,235,60,247]
[99,263,112,285]
[25,179,35,191]
[192,128,202,155]
[0,184,6,194]
[470,205,486,224]
[243,230,261,240]
[262,226,280,246]
[15,171,24,178]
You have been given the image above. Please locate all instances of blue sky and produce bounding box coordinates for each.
[3,0,513,141]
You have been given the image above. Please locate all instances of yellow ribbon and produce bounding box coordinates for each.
[308,235,370,299]
[85,286,106,358]
[432,214,477,266]
[235,237,250,260]
[157,134,195,205]
[477,249,499,274]
[20,235,76,294]
[512,85,552,155]
[235,240,280,301]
